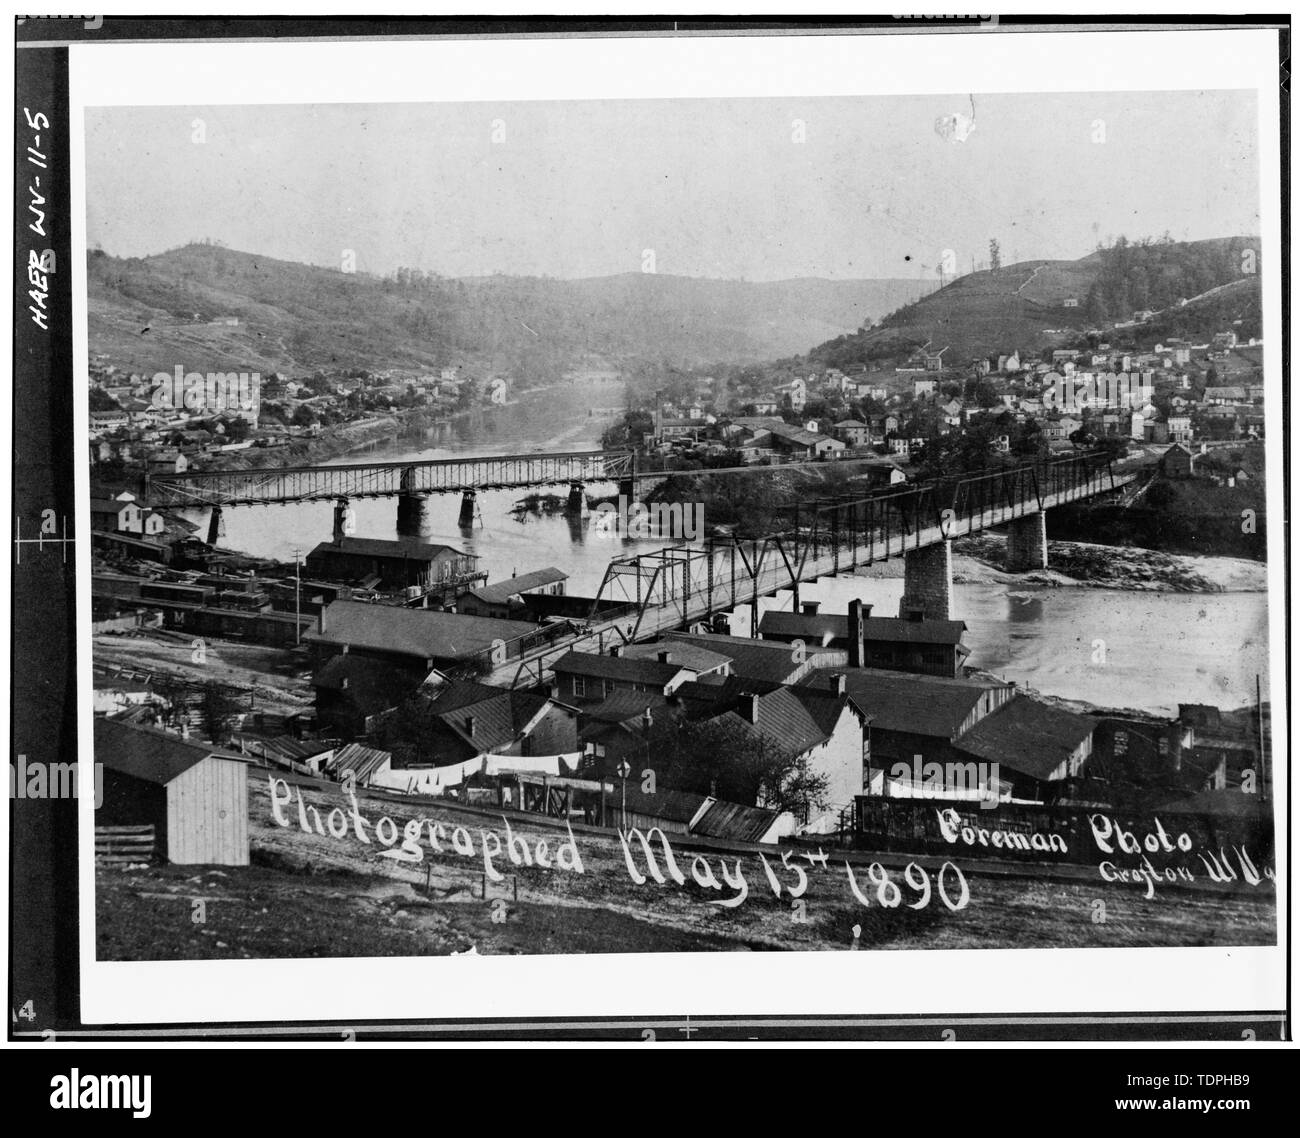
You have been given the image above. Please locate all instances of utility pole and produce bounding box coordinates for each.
[292,547,303,645]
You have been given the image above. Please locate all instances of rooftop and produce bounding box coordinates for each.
[666,631,844,684]
[800,667,1007,738]
[95,718,251,786]
[953,696,1097,780]
[467,567,567,605]
[551,650,687,687]
[759,611,968,647]
[307,536,474,563]
[306,601,527,662]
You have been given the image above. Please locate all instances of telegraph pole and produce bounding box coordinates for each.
[292,547,303,645]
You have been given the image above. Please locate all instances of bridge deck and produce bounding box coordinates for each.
[484,462,1133,687]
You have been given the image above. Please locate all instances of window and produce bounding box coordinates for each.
[572,675,585,697]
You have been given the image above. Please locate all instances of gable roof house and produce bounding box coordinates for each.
[305,601,532,674]
[550,648,702,704]
[457,567,568,620]
[759,600,970,677]
[95,718,253,866]
[388,679,580,770]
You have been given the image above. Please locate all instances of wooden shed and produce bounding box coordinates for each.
[94,718,253,866]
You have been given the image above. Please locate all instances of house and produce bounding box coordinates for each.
[322,742,393,787]
[923,347,949,372]
[458,567,568,619]
[1203,386,1247,405]
[835,419,872,447]
[312,653,426,737]
[799,667,1093,801]
[752,395,779,415]
[305,601,530,674]
[390,679,579,769]
[688,678,873,828]
[146,449,189,475]
[950,695,1097,797]
[858,457,908,487]
[664,630,845,685]
[305,536,479,591]
[551,647,709,704]
[95,718,253,866]
[93,669,166,717]
[603,779,793,843]
[90,409,129,433]
[913,378,937,398]
[658,417,702,440]
[940,398,963,426]
[766,423,844,460]
[758,600,970,677]
[1212,331,1238,348]
[90,492,144,535]
[1161,443,1196,479]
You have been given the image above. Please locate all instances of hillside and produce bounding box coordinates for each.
[806,236,1261,368]
[87,244,927,376]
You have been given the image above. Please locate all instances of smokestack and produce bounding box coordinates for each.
[802,601,821,616]
[847,599,864,668]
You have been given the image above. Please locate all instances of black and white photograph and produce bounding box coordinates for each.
[9,17,1290,1046]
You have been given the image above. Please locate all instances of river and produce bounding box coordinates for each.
[188,375,1271,717]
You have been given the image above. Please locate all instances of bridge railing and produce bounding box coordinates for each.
[146,449,636,508]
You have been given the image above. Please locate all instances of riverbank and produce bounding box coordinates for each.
[950,534,1267,593]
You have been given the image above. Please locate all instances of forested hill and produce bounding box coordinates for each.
[86,244,927,376]
[803,236,1261,368]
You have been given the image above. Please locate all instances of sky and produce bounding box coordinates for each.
[85,90,1260,282]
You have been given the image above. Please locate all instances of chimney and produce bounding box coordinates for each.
[745,693,760,724]
[847,599,864,668]
[657,650,672,664]
[802,600,821,616]
[464,715,475,738]
[318,605,327,634]
[609,644,623,657]
[831,673,847,696]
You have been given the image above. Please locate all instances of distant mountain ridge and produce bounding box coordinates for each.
[87,244,929,376]
[806,236,1261,368]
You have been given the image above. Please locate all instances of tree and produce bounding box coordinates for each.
[291,403,319,427]
[198,682,242,745]
[989,238,1002,272]
[221,416,251,442]
[660,718,829,821]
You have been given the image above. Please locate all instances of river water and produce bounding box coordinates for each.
[190,376,1271,716]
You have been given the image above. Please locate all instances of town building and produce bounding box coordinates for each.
[458,567,568,619]
[95,718,253,866]
[305,536,479,591]
[758,600,970,677]
[306,600,531,674]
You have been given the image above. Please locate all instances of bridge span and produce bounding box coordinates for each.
[471,451,1136,688]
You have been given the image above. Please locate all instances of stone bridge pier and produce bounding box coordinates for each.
[899,540,953,621]
[396,466,436,536]
[1005,511,1048,572]
[566,481,589,518]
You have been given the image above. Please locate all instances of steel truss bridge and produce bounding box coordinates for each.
[488,451,1136,688]
[145,449,638,509]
